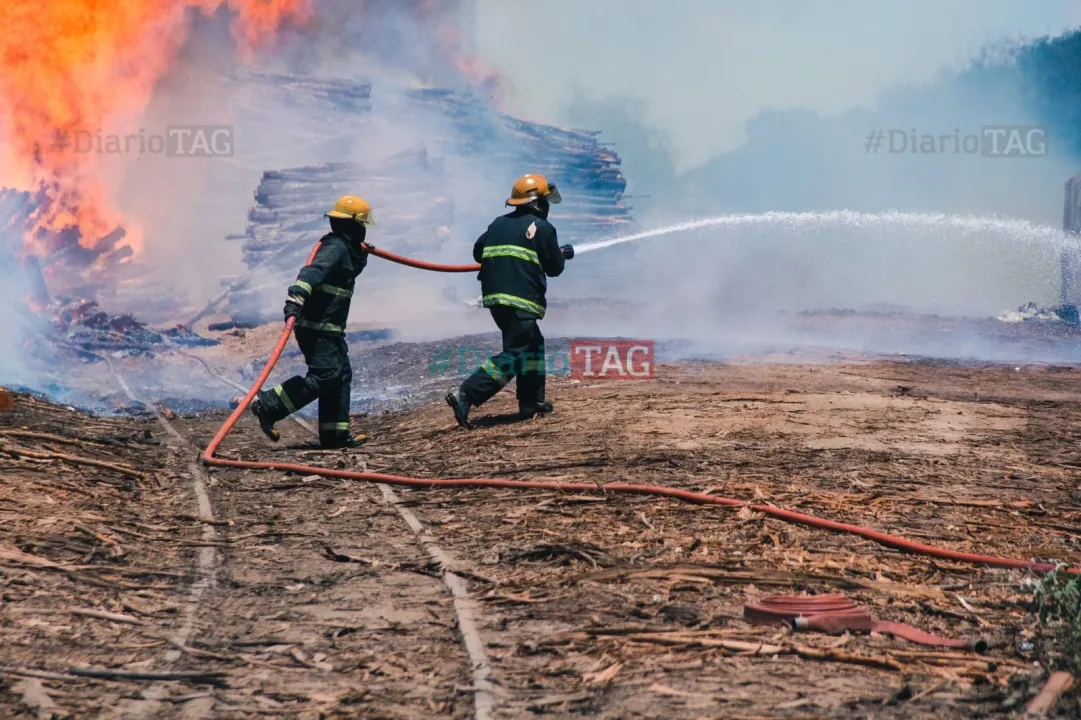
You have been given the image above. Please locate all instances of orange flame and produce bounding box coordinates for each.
[414,0,505,105]
[0,0,311,260]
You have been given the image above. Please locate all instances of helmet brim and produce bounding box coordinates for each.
[506,189,559,207]
[326,211,376,226]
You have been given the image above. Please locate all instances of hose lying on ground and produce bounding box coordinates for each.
[200,241,1075,576]
[744,594,988,651]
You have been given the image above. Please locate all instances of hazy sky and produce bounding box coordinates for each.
[474,0,1081,172]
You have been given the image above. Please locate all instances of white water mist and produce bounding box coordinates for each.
[575,211,1075,255]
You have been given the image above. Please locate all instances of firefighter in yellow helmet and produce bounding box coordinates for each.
[446,174,575,428]
[250,195,373,448]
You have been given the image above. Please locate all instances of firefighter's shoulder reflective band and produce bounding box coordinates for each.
[316,284,353,297]
[293,280,313,294]
[482,245,540,264]
[481,293,545,318]
[295,319,345,333]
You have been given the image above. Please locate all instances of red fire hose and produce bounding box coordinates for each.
[200,241,1074,576]
[362,243,480,273]
[745,594,988,651]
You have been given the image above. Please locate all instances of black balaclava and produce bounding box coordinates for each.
[525,195,550,220]
[329,217,367,243]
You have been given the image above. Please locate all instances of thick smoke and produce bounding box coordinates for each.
[542,29,1081,362]
[11,5,1081,398]
[103,0,503,331]
[561,91,676,197]
[274,0,486,91]
[0,239,39,389]
[2,1,503,398]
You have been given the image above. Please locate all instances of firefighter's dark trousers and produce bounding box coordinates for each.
[460,306,545,408]
[257,328,352,447]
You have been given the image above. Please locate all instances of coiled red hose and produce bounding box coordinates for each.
[200,242,1074,576]
[745,594,988,651]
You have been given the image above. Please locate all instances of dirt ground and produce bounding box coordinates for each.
[4,353,1081,718]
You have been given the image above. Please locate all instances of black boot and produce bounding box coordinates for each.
[446,390,473,429]
[519,400,553,419]
[250,398,280,442]
[323,433,368,449]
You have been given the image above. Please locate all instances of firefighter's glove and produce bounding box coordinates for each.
[284,295,304,322]
[560,244,575,260]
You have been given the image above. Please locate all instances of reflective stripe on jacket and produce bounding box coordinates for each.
[287,233,366,334]
[473,208,564,319]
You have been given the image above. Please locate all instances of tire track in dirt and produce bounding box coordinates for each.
[377,484,497,719]
[107,364,221,718]
[182,352,497,717]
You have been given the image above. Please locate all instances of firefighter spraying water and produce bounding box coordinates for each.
[233,182,1081,445]
[445,173,576,429]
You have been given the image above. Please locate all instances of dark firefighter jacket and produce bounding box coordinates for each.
[473,208,564,319]
[287,233,367,334]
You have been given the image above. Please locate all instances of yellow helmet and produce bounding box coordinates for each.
[506,174,562,207]
[326,195,375,225]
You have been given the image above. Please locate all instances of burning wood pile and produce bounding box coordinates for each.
[49,299,163,356]
[0,187,135,298]
[45,298,217,357]
[4,214,216,359]
[19,296,217,361]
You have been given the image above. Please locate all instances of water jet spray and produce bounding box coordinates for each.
[573,210,1076,256]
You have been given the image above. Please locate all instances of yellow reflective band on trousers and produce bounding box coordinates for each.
[481,245,540,264]
[480,359,510,386]
[293,280,313,294]
[316,284,353,297]
[320,422,350,432]
[523,358,543,372]
[481,293,545,318]
[296,319,345,333]
[273,384,296,414]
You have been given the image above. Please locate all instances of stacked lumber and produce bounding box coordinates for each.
[212,143,449,322]
[225,73,632,263]
[0,187,136,298]
[234,144,452,271]
[215,144,452,322]
[0,188,221,354]
[406,88,634,240]
[212,77,635,319]
[224,68,373,137]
